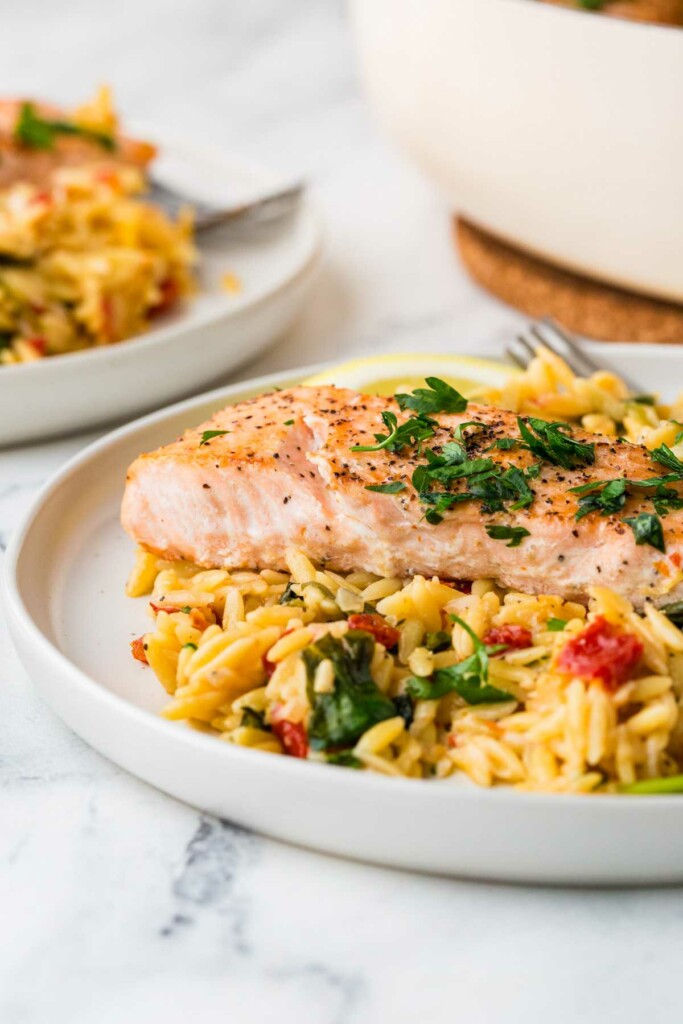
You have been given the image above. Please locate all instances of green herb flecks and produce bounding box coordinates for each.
[424,630,452,653]
[624,512,665,553]
[350,410,437,454]
[485,524,530,548]
[241,707,268,730]
[392,693,414,728]
[303,631,397,750]
[182,642,198,651]
[619,774,683,795]
[199,429,231,446]
[326,750,363,769]
[364,480,407,494]
[661,601,683,627]
[454,421,486,442]
[395,376,468,416]
[406,617,514,705]
[14,101,116,152]
[517,416,595,471]
[652,444,683,477]
[283,419,294,426]
[572,478,628,521]
[547,618,567,632]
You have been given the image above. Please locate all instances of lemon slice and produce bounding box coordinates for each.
[302,352,517,400]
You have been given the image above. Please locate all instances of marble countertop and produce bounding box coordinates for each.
[3,3,683,1022]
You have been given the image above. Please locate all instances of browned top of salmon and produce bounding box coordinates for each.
[122,386,683,607]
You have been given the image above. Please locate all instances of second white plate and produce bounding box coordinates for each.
[7,347,683,885]
[0,130,321,446]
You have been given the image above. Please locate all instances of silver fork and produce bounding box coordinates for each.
[506,317,640,394]
[147,176,305,233]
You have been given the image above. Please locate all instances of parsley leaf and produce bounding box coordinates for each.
[241,707,267,730]
[283,419,294,426]
[14,102,116,151]
[624,512,665,553]
[517,417,595,470]
[631,395,656,406]
[467,465,534,512]
[487,437,519,452]
[572,478,628,521]
[661,601,683,627]
[547,618,567,632]
[350,410,436,453]
[392,693,414,727]
[406,617,513,704]
[424,630,452,652]
[395,377,468,415]
[364,480,407,494]
[199,429,230,446]
[326,750,363,768]
[652,444,683,476]
[303,631,397,750]
[485,524,530,548]
[454,421,486,442]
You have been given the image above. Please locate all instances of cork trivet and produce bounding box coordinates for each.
[455,218,683,344]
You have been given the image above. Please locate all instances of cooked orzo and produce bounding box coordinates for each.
[127,349,683,794]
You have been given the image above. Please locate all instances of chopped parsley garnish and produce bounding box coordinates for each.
[241,707,267,730]
[652,444,683,476]
[279,581,304,606]
[454,421,486,442]
[283,419,294,426]
[661,601,683,627]
[572,478,628,521]
[406,617,513,704]
[467,465,535,513]
[199,429,230,446]
[182,642,198,650]
[517,417,595,470]
[624,512,665,553]
[350,410,436,453]
[485,524,530,548]
[392,693,415,727]
[487,437,519,452]
[395,377,468,416]
[364,480,407,494]
[424,630,452,653]
[303,631,397,750]
[14,102,116,152]
[547,618,567,632]
[326,750,363,769]
[619,775,683,795]
[631,395,656,406]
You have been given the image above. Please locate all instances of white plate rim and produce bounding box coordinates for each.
[6,358,683,821]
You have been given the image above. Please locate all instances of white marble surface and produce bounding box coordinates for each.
[3,3,683,1023]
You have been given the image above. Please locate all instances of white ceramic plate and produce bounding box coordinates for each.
[7,347,683,885]
[0,129,321,446]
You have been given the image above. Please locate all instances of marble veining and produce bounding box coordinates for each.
[3,2,683,1023]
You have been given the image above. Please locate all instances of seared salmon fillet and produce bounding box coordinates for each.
[121,386,683,607]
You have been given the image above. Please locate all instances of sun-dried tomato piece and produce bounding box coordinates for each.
[271,719,308,758]
[347,613,400,649]
[483,624,533,654]
[557,616,643,691]
[130,636,148,665]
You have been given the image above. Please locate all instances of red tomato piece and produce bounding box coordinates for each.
[26,336,46,355]
[152,277,180,315]
[347,613,400,649]
[271,719,308,758]
[262,653,276,679]
[483,624,533,654]
[150,601,183,615]
[130,636,148,665]
[557,616,643,691]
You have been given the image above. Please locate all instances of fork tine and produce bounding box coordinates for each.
[532,319,600,377]
[504,344,529,371]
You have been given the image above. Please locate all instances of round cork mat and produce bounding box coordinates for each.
[455,217,683,344]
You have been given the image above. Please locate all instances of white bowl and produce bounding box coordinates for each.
[350,0,683,302]
[0,131,321,447]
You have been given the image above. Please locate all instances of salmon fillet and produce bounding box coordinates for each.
[121,386,683,607]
